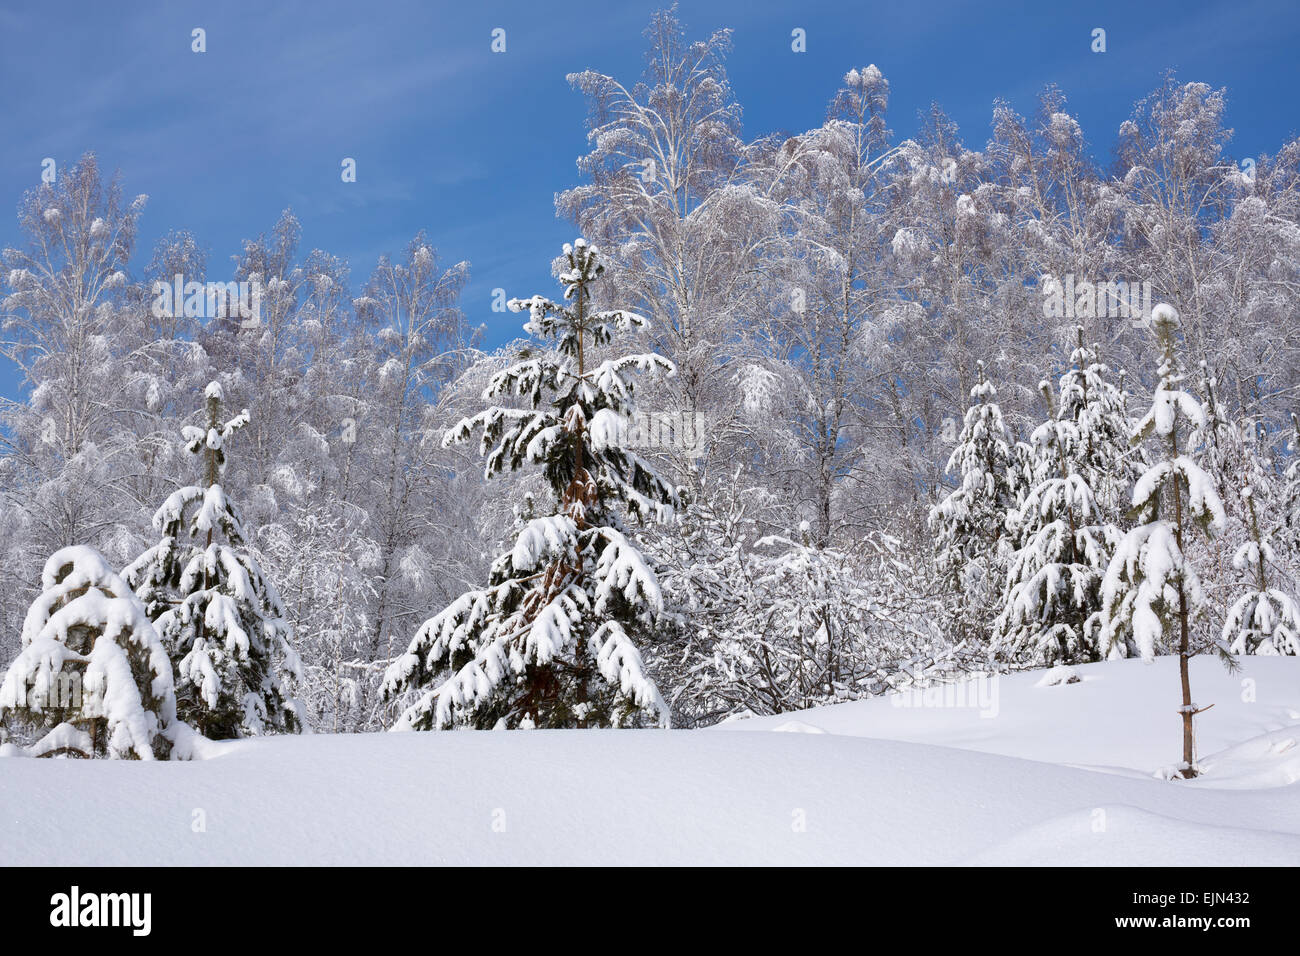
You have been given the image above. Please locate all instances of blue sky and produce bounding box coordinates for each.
[1,0,1297,400]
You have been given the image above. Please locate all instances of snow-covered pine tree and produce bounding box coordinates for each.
[992,330,1130,666]
[1221,483,1300,655]
[0,546,177,758]
[1099,305,1225,779]
[381,239,677,730]
[123,382,303,739]
[928,362,1019,644]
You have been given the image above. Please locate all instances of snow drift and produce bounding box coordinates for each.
[2,655,1297,865]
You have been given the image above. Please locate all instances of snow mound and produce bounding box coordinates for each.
[771,720,826,734]
[1197,727,1300,789]
[1035,665,1081,687]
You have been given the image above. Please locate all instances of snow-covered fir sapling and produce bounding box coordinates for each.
[381,239,678,729]
[993,419,1116,667]
[123,382,304,739]
[928,361,1019,644]
[0,546,178,758]
[992,331,1129,667]
[1221,483,1300,655]
[1282,414,1300,564]
[1192,357,1251,513]
[1099,305,1225,779]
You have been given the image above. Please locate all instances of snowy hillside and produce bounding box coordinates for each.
[3,655,1298,866]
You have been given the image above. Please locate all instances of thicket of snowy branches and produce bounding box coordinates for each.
[2,9,1299,751]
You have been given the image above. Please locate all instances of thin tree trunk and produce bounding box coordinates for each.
[1169,424,1197,778]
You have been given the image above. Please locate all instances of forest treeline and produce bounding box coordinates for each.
[1,10,1297,738]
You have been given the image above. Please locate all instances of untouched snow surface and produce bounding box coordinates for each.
[2,656,1299,865]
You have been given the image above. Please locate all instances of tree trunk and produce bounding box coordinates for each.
[1177,586,1196,777]
[1169,425,1198,779]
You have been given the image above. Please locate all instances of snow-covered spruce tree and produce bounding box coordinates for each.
[1191,357,1254,515]
[992,331,1129,667]
[1188,359,1268,612]
[381,239,677,730]
[928,362,1019,644]
[1099,305,1225,779]
[123,382,303,739]
[992,424,1120,667]
[1055,329,1140,519]
[0,547,177,758]
[1007,437,1038,509]
[1221,482,1300,655]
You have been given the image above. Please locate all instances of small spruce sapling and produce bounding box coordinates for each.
[1222,483,1300,655]
[124,382,304,738]
[992,330,1128,666]
[928,362,1019,645]
[1099,305,1225,779]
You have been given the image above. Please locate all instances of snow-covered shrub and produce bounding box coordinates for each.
[639,469,783,726]
[681,525,948,719]
[259,502,380,732]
